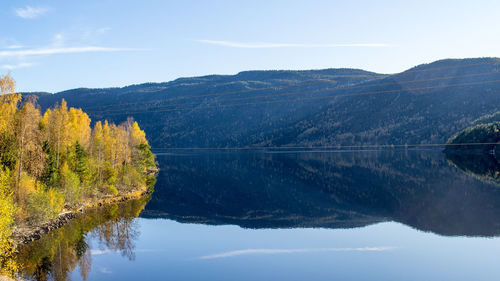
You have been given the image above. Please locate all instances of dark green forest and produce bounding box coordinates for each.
[445,121,500,151]
[31,57,500,149]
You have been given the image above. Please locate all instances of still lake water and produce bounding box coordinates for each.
[16,150,500,280]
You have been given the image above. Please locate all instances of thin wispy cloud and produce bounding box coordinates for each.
[195,40,391,49]
[6,45,23,50]
[15,6,50,19]
[0,62,36,70]
[0,46,134,58]
[198,247,394,260]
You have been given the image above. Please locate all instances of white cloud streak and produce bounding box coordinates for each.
[0,62,36,70]
[195,40,391,48]
[198,247,394,260]
[15,6,49,19]
[6,45,23,49]
[0,46,133,58]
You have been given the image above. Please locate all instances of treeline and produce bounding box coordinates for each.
[445,121,500,152]
[0,75,156,275]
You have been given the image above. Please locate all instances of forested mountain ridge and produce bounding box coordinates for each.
[31,57,500,149]
[445,121,500,152]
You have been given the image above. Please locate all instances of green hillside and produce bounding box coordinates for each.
[31,57,500,149]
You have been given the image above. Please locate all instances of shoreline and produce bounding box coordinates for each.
[12,188,152,246]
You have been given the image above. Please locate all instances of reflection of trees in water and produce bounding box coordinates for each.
[93,216,139,261]
[445,152,500,185]
[15,197,149,281]
[145,151,500,237]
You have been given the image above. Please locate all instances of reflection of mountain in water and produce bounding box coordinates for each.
[445,151,500,185]
[143,150,500,237]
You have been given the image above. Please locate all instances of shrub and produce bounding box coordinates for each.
[26,188,64,225]
[102,161,117,187]
[145,175,157,192]
[118,165,143,192]
[59,164,81,205]
[105,185,118,196]
[18,172,37,206]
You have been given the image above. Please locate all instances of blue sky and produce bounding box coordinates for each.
[3,0,500,92]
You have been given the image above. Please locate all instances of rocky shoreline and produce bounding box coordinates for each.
[13,212,78,245]
[12,189,151,245]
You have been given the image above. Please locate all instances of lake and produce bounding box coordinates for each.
[15,149,500,281]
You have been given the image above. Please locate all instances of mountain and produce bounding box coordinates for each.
[31,57,500,149]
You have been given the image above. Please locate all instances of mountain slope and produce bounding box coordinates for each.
[253,58,500,147]
[32,57,500,149]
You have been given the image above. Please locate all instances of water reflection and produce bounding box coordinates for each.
[16,197,149,281]
[445,151,500,185]
[13,150,500,280]
[143,150,500,237]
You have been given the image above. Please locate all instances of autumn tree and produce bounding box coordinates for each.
[42,102,69,170]
[90,121,105,186]
[0,75,21,170]
[16,101,44,190]
[0,167,17,276]
[68,107,91,151]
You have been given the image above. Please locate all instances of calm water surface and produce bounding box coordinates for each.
[16,150,500,280]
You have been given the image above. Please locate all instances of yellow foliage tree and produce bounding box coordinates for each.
[42,99,73,169]
[90,121,105,185]
[116,124,131,166]
[0,167,18,276]
[16,101,44,195]
[130,121,148,146]
[68,107,91,151]
[0,75,21,154]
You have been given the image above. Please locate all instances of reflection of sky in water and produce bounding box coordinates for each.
[72,219,500,281]
[197,247,394,260]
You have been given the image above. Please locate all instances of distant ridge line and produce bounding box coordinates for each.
[101,78,500,116]
[91,70,500,114]
[43,58,499,111]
